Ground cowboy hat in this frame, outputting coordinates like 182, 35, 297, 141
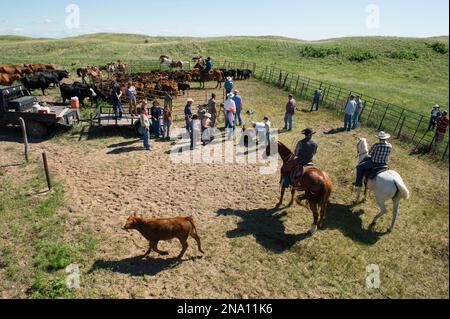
227, 93, 234, 99
226, 76, 233, 81
234, 90, 239, 93
187, 98, 194, 103
376, 131, 391, 140
301, 128, 316, 136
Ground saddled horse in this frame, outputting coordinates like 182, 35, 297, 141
193, 62, 223, 89
265, 140, 333, 235
159, 55, 184, 69
356, 138, 410, 231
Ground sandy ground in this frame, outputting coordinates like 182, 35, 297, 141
1, 80, 448, 299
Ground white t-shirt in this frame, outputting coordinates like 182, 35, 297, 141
224, 99, 236, 112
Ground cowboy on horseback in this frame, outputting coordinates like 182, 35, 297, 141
281, 128, 318, 188
354, 131, 392, 189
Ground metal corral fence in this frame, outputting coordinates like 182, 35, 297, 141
24, 55, 443, 160
123, 59, 449, 161
220, 59, 448, 161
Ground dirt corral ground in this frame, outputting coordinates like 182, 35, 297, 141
0, 79, 448, 299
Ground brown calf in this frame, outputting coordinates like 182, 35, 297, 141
0, 73, 21, 86
123, 213, 204, 259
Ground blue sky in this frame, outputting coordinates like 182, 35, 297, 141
0, 0, 448, 40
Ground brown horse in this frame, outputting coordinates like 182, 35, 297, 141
266, 140, 333, 234
193, 62, 223, 89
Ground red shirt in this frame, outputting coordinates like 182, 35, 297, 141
437, 115, 449, 134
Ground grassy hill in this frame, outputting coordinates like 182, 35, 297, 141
0, 33, 448, 114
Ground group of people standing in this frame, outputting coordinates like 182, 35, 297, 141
344, 95, 363, 131
139, 100, 173, 151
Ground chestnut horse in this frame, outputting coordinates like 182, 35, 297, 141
193, 62, 223, 89
266, 140, 333, 234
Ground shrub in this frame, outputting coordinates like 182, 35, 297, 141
389, 50, 419, 60
34, 241, 73, 271
428, 42, 449, 54
31, 274, 71, 299
298, 46, 341, 58
348, 50, 377, 62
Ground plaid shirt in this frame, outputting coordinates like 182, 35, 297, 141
370, 141, 392, 165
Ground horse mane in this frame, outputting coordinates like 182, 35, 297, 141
277, 140, 294, 157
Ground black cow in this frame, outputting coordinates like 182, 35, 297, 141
20, 74, 55, 96
60, 83, 107, 106
43, 69, 70, 83
178, 82, 191, 95
34, 71, 61, 88
242, 69, 253, 80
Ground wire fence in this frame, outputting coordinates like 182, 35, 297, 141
111, 58, 449, 161
217, 59, 448, 161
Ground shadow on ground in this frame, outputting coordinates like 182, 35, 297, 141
217, 208, 310, 254
88, 255, 203, 277
323, 202, 388, 245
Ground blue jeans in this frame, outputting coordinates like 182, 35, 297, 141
236, 109, 243, 126
284, 113, 293, 130
143, 128, 150, 150
355, 159, 375, 187
344, 114, 352, 131
152, 119, 161, 138
112, 100, 123, 118
225, 111, 235, 130
311, 98, 320, 111
352, 112, 359, 129
164, 121, 171, 139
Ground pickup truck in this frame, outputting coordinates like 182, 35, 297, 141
0, 84, 79, 138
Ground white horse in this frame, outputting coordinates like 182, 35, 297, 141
356, 138, 410, 231
159, 55, 184, 69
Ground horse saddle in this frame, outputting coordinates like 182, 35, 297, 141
284, 163, 315, 189
365, 165, 389, 181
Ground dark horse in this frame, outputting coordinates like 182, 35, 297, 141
193, 62, 223, 89
266, 140, 333, 234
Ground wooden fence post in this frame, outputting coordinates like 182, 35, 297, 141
42, 152, 52, 191
18, 118, 29, 163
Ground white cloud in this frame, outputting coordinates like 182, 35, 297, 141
43, 18, 53, 24
12, 27, 25, 33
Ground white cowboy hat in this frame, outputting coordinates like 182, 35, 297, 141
376, 131, 391, 140
435, 104, 440, 108
187, 98, 194, 103
226, 76, 233, 81
227, 93, 234, 99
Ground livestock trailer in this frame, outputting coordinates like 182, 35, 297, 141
0, 85, 79, 138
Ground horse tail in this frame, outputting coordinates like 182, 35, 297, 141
393, 174, 410, 200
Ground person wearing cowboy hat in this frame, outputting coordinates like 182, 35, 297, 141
225, 76, 234, 98
428, 104, 442, 131
184, 98, 194, 133
201, 112, 213, 145
354, 131, 393, 188
280, 128, 318, 185
224, 93, 236, 130
205, 57, 213, 73
295, 128, 318, 167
